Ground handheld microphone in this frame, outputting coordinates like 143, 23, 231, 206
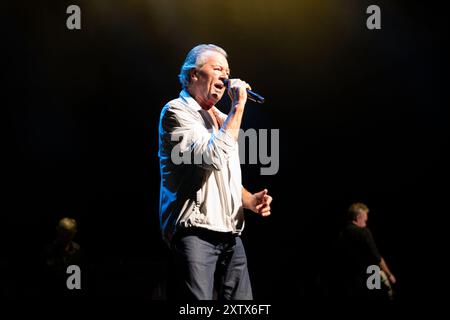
223, 79, 265, 104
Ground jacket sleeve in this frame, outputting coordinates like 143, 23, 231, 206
160, 103, 236, 171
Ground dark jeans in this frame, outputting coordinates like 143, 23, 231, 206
171, 227, 253, 300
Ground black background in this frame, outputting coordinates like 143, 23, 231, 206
3, 0, 448, 311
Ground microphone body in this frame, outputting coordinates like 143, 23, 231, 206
223, 79, 265, 104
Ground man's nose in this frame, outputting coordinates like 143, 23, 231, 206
219, 75, 228, 83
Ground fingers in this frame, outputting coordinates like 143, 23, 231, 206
255, 190, 268, 210
256, 190, 272, 217
258, 203, 271, 216
264, 194, 273, 206
228, 78, 251, 90
255, 195, 272, 210
389, 275, 396, 284
228, 79, 251, 104
256, 189, 267, 199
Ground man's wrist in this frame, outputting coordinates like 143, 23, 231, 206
232, 102, 245, 112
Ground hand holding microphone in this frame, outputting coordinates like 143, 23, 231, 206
223, 79, 265, 104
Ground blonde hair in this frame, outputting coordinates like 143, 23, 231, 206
348, 203, 369, 221
57, 217, 77, 235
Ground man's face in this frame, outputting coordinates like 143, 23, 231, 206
189, 51, 230, 109
359, 210, 368, 227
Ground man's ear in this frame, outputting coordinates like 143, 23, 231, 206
189, 69, 198, 81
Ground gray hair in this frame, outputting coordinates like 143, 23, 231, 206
178, 44, 227, 90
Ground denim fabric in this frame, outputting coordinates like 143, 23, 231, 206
172, 228, 252, 300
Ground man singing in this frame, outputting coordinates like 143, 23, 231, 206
158, 44, 272, 300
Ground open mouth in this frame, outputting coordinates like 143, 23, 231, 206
214, 82, 225, 90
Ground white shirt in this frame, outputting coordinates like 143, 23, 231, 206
158, 90, 244, 243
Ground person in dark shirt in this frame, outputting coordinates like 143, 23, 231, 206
337, 203, 396, 300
